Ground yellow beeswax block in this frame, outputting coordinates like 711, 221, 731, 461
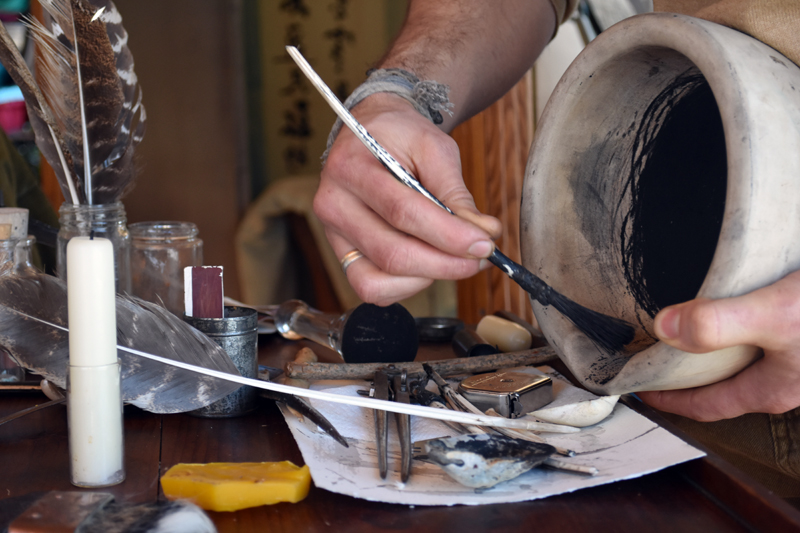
160, 461, 311, 512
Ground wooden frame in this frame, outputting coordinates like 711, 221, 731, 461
452, 70, 535, 326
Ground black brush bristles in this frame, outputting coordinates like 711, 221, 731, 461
489, 249, 634, 353
546, 290, 635, 353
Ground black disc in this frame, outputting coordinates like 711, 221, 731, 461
341, 303, 419, 364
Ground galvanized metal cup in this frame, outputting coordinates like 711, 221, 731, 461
185, 306, 258, 417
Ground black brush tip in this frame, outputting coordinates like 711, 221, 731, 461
548, 291, 635, 353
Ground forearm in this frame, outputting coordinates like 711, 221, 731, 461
377, 0, 557, 130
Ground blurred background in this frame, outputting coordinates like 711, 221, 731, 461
0, 0, 652, 322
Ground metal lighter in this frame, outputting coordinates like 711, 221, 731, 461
457, 371, 553, 419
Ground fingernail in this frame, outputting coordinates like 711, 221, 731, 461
468, 241, 493, 258
658, 308, 681, 339
478, 259, 491, 271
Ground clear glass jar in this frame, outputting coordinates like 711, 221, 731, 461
0, 238, 15, 278
0, 236, 35, 382
57, 203, 131, 294
129, 221, 203, 315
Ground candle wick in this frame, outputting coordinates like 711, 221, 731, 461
90, 230, 95, 240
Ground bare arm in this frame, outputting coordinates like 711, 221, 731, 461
316, 0, 557, 305
377, 0, 556, 129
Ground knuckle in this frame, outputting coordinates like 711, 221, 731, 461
351, 277, 401, 307
766, 290, 800, 339
683, 303, 721, 349
379, 245, 413, 276
349, 276, 382, 304
321, 146, 349, 180
423, 130, 461, 159
384, 195, 422, 234
312, 186, 337, 225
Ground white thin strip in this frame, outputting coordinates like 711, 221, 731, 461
285, 46, 453, 214
47, 124, 79, 205
12, 308, 578, 433
72, 14, 91, 204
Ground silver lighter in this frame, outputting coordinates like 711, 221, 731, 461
457, 371, 553, 419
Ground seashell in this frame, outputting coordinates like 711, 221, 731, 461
415, 434, 554, 489
531, 395, 619, 427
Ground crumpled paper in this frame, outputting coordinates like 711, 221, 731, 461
279, 367, 704, 506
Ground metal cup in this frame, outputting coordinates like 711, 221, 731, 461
185, 306, 258, 417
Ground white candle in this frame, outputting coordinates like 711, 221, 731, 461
67, 236, 125, 487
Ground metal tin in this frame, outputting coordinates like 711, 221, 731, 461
458, 371, 552, 418
185, 306, 258, 417
415, 317, 464, 343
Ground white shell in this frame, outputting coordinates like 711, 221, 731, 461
522, 13, 800, 394
531, 395, 619, 427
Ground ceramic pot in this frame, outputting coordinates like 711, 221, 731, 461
521, 13, 800, 394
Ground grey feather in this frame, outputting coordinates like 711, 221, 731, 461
0, 272, 241, 414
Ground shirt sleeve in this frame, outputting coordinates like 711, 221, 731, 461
654, 0, 800, 67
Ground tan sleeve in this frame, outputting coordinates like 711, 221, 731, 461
549, 0, 579, 25
654, 0, 800, 67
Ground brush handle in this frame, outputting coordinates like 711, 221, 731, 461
488, 249, 551, 305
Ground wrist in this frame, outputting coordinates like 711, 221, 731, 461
322, 68, 453, 165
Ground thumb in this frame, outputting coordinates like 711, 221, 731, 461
654, 271, 800, 353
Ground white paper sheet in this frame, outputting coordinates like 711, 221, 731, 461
280, 367, 704, 506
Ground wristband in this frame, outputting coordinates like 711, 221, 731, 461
322, 68, 453, 165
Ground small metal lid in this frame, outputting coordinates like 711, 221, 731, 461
183, 306, 258, 336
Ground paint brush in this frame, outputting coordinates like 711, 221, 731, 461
286, 46, 634, 353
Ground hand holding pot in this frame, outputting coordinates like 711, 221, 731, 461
316, 93, 500, 306
639, 270, 800, 421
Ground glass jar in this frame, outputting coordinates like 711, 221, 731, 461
129, 221, 203, 315
0, 236, 35, 383
57, 203, 131, 294
0, 238, 15, 278
0, 235, 37, 277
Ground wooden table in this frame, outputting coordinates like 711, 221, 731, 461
2, 337, 800, 532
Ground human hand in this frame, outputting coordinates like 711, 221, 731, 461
637, 270, 800, 421
315, 93, 502, 305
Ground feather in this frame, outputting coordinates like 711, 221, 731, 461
0, 19, 79, 204
0, 272, 241, 414
10, 0, 145, 204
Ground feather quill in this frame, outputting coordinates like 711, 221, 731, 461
2, 0, 145, 204
0, 272, 241, 414
0, 19, 78, 204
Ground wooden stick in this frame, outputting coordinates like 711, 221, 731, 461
543, 458, 598, 476
285, 346, 557, 381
